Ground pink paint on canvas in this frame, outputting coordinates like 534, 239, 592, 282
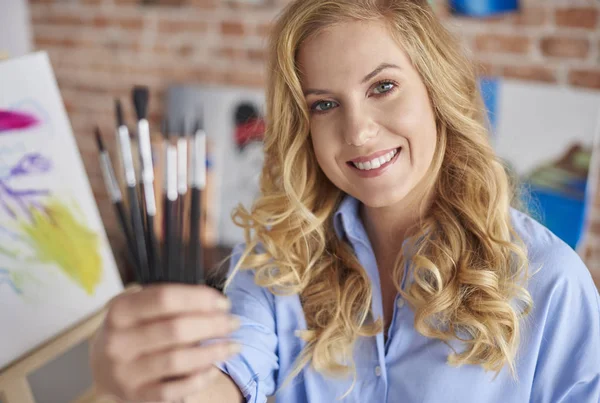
0, 110, 39, 133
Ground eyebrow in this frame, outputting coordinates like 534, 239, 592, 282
303, 63, 401, 97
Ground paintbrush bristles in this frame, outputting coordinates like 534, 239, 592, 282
133, 86, 149, 121
95, 126, 105, 152
115, 100, 125, 127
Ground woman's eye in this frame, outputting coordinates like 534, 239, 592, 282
373, 82, 395, 95
312, 100, 337, 112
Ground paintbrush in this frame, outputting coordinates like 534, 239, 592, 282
189, 120, 206, 284
133, 86, 161, 282
115, 99, 149, 284
177, 120, 189, 283
95, 126, 139, 272
163, 119, 179, 282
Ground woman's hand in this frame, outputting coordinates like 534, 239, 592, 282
90, 284, 241, 402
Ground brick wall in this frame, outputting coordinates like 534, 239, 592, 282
28, 0, 600, 284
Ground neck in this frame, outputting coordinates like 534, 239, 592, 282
359, 191, 434, 271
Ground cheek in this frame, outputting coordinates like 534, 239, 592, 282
310, 128, 343, 183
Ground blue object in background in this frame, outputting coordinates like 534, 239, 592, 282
450, 0, 518, 17
528, 186, 586, 249
479, 77, 500, 134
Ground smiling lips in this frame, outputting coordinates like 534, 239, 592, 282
347, 147, 401, 178
349, 147, 399, 170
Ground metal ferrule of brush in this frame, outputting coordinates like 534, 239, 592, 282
177, 137, 188, 196
167, 145, 178, 202
138, 119, 154, 183
190, 129, 206, 189
118, 125, 136, 187
99, 152, 123, 203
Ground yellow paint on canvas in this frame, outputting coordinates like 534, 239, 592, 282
19, 198, 102, 295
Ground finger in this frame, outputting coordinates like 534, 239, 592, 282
106, 314, 241, 360
127, 341, 241, 388
137, 367, 222, 402
107, 284, 231, 329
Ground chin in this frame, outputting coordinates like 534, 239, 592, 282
348, 187, 411, 209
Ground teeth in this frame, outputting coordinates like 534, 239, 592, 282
352, 149, 398, 171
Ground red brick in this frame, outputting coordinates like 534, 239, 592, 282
513, 7, 547, 26
118, 17, 144, 30
474, 34, 530, 54
221, 21, 245, 36
502, 65, 557, 83
178, 44, 195, 58
187, 0, 218, 8
555, 7, 598, 30
39, 13, 85, 26
257, 23, 273, 38
222, 70, 265, 87
247, 48, 266, 63
540, 36, 590, 59
93, 16, 109, 28
35, 36, 93, 49
473, 61, 496, 77
569, 68, 600, 90
157, 19, 208, 34
215, 46, 244, 60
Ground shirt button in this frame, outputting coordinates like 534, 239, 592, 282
375, 366, 382, 377
396, 298, 405, 309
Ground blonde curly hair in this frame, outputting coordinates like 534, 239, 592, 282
226, 0, 533, 390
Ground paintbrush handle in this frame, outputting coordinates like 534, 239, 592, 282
177, 197, 186, 283
189, 188, 203, 284
114, 201, 140, 272
146, 215, 161, 283
164, 197, 178, 282
128, 186, 149, 284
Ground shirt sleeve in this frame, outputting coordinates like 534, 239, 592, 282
215, 244, 279, 403
530, 246, 600, 403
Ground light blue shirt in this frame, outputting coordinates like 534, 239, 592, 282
218, 195, 600, 403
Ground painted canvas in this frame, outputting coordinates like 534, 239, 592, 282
0, 52, 124, 370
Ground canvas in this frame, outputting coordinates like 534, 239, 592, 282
0, 52, 123, 370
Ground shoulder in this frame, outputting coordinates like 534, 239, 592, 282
509, 208, 599, 310
223, 243, 276, 312
510, 208, 592, 285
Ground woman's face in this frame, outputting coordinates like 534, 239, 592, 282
298, 20, 438, 208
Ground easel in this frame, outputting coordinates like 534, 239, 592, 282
0, 308, 116, 403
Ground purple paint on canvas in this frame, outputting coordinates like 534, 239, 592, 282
0, 110, 39, 133
0, 153, 52, 220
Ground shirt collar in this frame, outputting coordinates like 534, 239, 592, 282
333, 194, 362, 242
332, 193, 413, 292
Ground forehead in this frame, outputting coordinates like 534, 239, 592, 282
297, 19, 411, 88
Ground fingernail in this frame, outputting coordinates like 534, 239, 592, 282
229, 343, 242, 354
215, 298, 231, 312
229, 316, 241, 331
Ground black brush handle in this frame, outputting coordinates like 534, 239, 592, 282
128, 186, 149, 284
146, 215, 161, 283
114, 201, 140, 272
189, 188, 203, 284
164, 197, 178, 282
177, 197, 186, 283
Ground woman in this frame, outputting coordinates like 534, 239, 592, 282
90, 0, 600, 402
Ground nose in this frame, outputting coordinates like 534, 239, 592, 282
343, 108, 378, 147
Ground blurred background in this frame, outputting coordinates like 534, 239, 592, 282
0, 0, 599, 402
